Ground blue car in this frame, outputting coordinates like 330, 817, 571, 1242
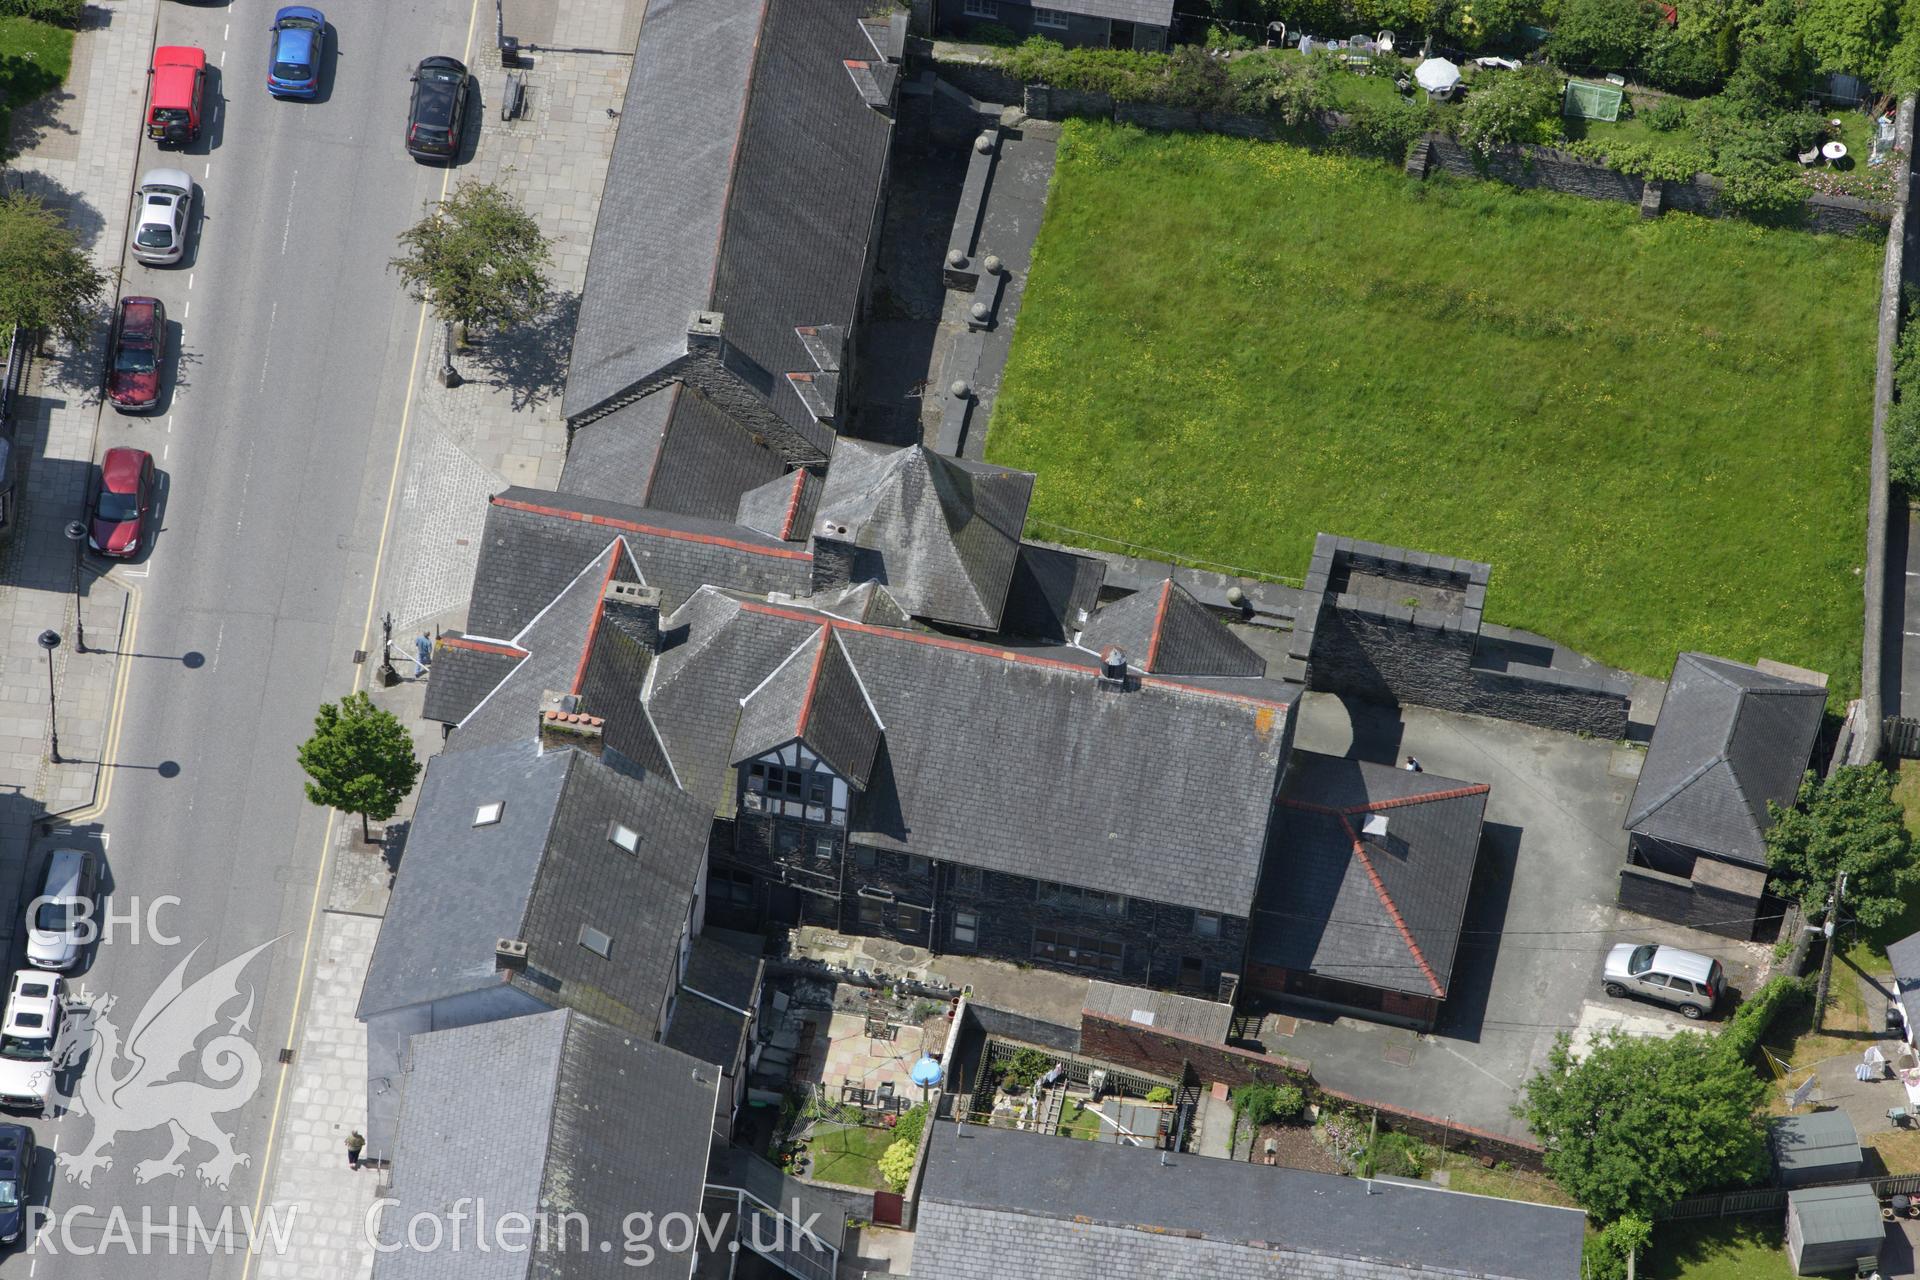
267, 6, 325, 98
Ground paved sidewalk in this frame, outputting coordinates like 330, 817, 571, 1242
0, 0, 161, 930
383, 0, 645, 635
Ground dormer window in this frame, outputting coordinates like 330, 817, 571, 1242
742, 742, 849, 826
473, 802, 504, 827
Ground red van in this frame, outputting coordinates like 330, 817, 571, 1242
147, 46, 207, 147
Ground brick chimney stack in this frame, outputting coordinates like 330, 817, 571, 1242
601, 581, 661, 653
538, 690, 605, 757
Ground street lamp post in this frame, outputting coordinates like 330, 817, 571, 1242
37, 629, 61, 764
63, 520, 87, 654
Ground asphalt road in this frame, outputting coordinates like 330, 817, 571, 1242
16, 0, 482, 1273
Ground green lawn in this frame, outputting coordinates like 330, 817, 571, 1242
0, 17, 74, 155
988, 122, 1877, 696
802, 1123, 895, 1190
1640, 1218, 1796, 1280
1058, 1099, 1104, 1140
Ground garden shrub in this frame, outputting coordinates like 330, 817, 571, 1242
997, 38, 1236, 110
1333, 96, 1435, 160
878, 1139, 916, 1192
1456, 66, 1565, 153
1720, 974, 1810, 1064
1232, 50, 1339, 124
1583, 1214, 1653, 1277
1004, 1047, 1054, 1090
963, 21, 1019, 46
1640, 28, 1727, 94
1447, 0, 1540, 48
0, 0, 84, 23
1364, 1130, 1430, 1177
1892, 312, 1920, 491
1544, 0, 1655, 70
1564, 136, 1709, 180
893, 1102, 929, 1151
1206, 22, 1257, 51
1231, 1081, 1306, 1125
1643, 98, 1689, 131
1144, 1085, 1173, 1104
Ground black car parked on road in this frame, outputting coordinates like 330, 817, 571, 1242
405, 55, 468, 161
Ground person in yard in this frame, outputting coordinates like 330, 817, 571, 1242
1404, 756, 1422, 772
413, 633, 433, 676
346, 1131, 365, 1169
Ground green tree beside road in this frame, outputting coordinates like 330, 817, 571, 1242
0, 190, 103, 344
1766, 764, 1916, 930
389, 180, 553, 337
296, 692, 421, 842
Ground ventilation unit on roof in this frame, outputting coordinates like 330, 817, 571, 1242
1362, 814, 1390, 840
1097, 647, 1131, 691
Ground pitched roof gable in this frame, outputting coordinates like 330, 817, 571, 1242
1079, 579, 1264, 676
735, 467, 820, 542
813, 441, 1034, 629
1626, 652, 1825, 864
1256, 753, 1490, 998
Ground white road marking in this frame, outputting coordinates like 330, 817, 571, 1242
187, 273, 194, 290
219, 49, 226, 68
183, 300, 190, 319
203, 161, 211, 179
256, 301, 278, 394
280, 171, 298, 255
224, 23, 230, 41
166, 415, 172, 433
163, 443, 169, 460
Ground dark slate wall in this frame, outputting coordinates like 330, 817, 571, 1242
1307, 601, 1631, 738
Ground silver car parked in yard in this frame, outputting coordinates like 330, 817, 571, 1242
1603, 943, 1724, 1019
131, 168, 193, 266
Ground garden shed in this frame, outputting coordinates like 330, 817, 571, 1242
1770, 1111, 1864, 1188
1785, 1183, 1884, 1275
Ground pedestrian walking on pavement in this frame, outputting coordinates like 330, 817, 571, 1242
413, 633, 433, 677
346, 1131, 365, 1169
1404, 756, 1422, 772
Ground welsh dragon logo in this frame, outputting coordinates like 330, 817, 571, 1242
55, 938, 279, 1190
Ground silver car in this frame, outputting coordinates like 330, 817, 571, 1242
1603, 943, 1723, 1019
26, 850, 94, 972
131, 168, 193, 266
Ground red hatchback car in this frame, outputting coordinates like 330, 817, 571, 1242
88, 448, 155, 558
106, 296, 167, 412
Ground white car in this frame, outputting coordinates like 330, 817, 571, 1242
131, 168, 193, 266
0, 972, 61, 1115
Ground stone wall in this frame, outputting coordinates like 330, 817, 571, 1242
1294, 535, 1633, 739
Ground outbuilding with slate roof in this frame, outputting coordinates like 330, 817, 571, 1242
1248, 751, 1490, 1030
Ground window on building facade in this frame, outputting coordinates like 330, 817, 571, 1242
742, 744, 849, 825
905, 854, 930, 878
708, 868, 755, 909
898, 903, 928, 936
1032, 6, 1070, 28
952, 866, 982, 894
963, 0, 999, 16
853, 847, 877, 871
1194, 911, 1221, 939
1033, 926, 1124, 974
857, 896, 887, 927
1038, 881, 1127, 917
952, 911, 979, 947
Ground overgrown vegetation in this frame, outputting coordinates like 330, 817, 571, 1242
0, 0, 84, 26
990, 122, 1876, 695
1765, 764, 1917, 929
1891, 298, 1920, 492
997, 1047, 1054, 1093
1231, 1081, 1306, 1125
0, 14, 73, 154
1720, 975, 1811, 1063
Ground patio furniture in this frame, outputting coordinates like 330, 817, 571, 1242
878, 1081, 896, 1104
1415, 58, 1461, 102
1887, 1106, 1910, 1128
1799, 146, 1822, 166
1823, 141, 1848, 163
1377, 30, 1396, 53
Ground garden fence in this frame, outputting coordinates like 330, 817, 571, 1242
0, 327, 25, 430
1658, 1174, 1920, 1221
1884, 715, 1920, 758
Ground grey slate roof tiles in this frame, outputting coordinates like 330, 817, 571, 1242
1253, 752, 1489, 998
374, 1009, 718, 1280
1080, 579, 1265, 676
914, 1121, 1584, 1280
735, 468, 820, 542
998, 541, 1106, 642
1625, 652, 1825, 865
813, 441, 1034, 630
558, 391, 674, 508
422, 636, 527, 726
639, 383, 789, 521
563, 0, 764, 422
654, 591, 1292, 916
358, 738, 711, 1041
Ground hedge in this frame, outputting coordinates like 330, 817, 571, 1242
1720, 974, 1811, 1064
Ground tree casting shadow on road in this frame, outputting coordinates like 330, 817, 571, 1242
464, 290, 579, 412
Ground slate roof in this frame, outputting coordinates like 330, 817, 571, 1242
914, 1121, 1585, 1280
563, 0, 763, 421
1252, 752, 1490, 999
373, 1010, 718, 1280
731, 627, 884, 787
1020, 0, 1178, 26
999, 542, 1106, 642
1079, 579, 1264, 676
1626, 652, 1825, 866
422, 636, 527, 726
812, 441, 1034, 630
357, 737, 711, 1040
651, 590, 1295, 916
466, 488, 814, 639
663, 935, 764, 1068
563, 0, 895, 501
638, 384, 789, 521
559, 393, 674, 507
735, 468, 820, 543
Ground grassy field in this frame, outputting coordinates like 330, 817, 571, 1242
988, 122, 1878, 695
0, 17, 74, 155
1641, 1218, 1796, 1280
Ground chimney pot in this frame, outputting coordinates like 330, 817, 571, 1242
496, 938, 529, 972
539, 690, 605, 756
1098, 647, 1131, 690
